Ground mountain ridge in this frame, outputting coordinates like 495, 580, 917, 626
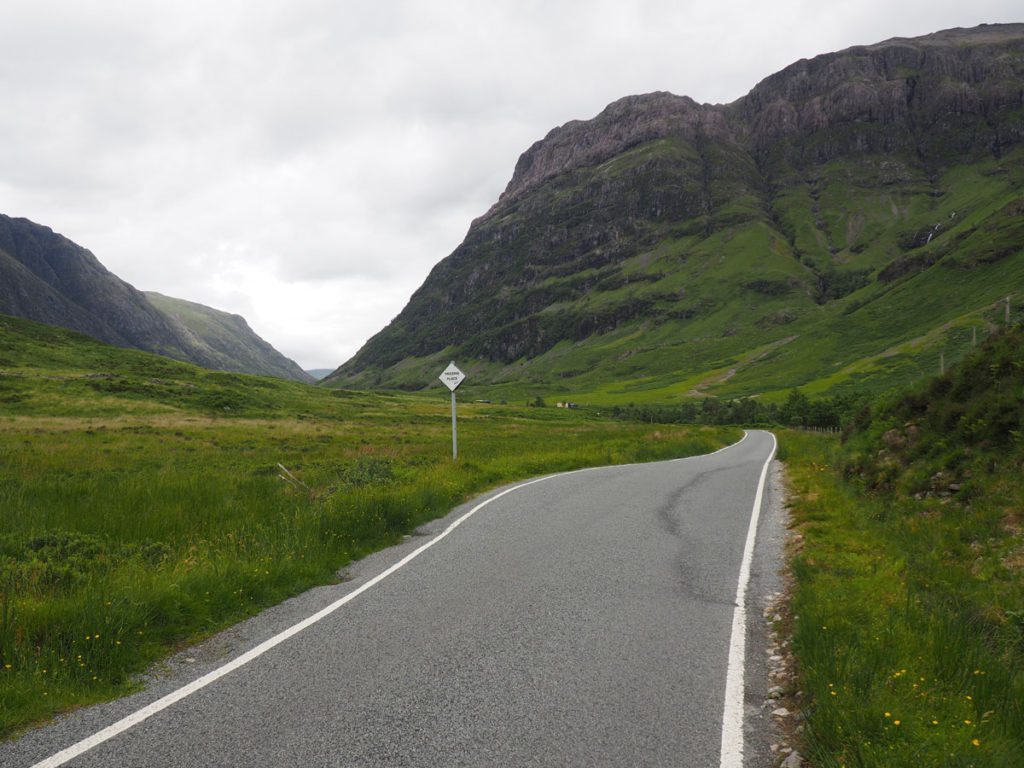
326, 23, 1024, 399
0, 214, 314, 383
487, 23, 1024, 213
142, 292, 315, 383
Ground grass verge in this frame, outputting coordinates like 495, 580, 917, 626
781, 430, 1024, 767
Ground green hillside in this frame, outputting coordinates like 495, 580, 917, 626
327, 26, 1024, 405
0, 313, 321, 418
143, 292, 315, 383
331, 147, 1023, 405
782, 323, 1024, 765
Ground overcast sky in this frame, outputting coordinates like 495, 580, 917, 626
1, 1, 1019, 371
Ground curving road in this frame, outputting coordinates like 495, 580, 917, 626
5, 430, 784, 767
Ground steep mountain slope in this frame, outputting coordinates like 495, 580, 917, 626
0, 215, 188, 356
143, 293, 314, 383
0, 214, 313, 383
326, 24, 1024, 401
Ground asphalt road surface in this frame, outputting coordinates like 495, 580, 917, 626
4, 429, 786, 767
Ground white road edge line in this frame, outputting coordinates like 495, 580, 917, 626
30, 475, 558, 768
719, 430, 778, 768
30, 431, 754, 768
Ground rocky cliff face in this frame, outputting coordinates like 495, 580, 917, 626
738, 25, 1024, 166
499, 25, 1024, 202
491, 92, 735, 209
325, 24, 1024, 391
0, 214, 313, 383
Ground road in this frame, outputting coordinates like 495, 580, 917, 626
4, 430, 785, 767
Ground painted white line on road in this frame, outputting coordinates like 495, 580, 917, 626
29, 475, 557, 768
702, 429, 748, 457
719, 430, 777, 768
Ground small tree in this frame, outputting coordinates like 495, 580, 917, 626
780, 387, 811, 426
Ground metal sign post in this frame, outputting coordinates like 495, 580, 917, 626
438, 362, 466, 461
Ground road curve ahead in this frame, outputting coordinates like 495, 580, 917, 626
7, 430, 781, 768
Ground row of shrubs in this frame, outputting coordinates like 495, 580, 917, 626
606, 388, 868, 430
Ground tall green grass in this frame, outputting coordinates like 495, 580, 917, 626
782, 364, 1024, 767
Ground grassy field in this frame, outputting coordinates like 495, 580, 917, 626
779, 325, 1024, 766
0, 315, 739, 738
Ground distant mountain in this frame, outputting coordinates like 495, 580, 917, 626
326, 24, 1024, 401
143, 293, 315, 383
304, 369, 334, 381
0, 214, 314, 383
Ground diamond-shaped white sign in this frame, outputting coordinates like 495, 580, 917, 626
439, 362, 466, 391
